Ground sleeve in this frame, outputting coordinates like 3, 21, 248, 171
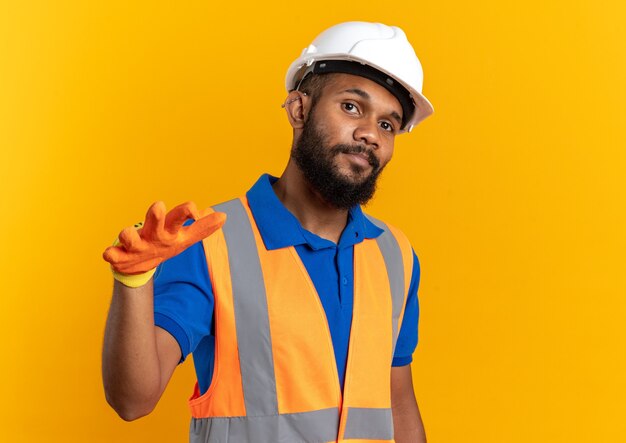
391, 250, 420, 366
153, 230, 214, 364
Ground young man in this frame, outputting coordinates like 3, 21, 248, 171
102, 21, 434, 443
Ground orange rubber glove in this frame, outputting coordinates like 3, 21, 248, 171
103, 201, 226, 284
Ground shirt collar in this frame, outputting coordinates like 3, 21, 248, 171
246, 174, 384, 251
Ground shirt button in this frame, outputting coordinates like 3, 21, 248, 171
342, 277, 348, 285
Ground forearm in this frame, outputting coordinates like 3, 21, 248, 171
392, 395, 427, 443
391, 365, 427, 443
102, 279, 162, 420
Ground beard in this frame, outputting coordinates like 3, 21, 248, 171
291, 112, 385, 210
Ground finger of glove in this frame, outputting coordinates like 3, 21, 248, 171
104, 242, 162, 272
164, 201, 200, 235
141, 201, 167, 241
103, 245, 127, 265
103, 243, 148, 267
118, 226, 147, 252
181, 212, 227, 245
103, 245, 154, 268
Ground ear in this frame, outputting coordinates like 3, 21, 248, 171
283, 91, 310, 129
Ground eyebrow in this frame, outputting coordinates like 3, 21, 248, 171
342, 88, 403, 125
344, 88, 370, 99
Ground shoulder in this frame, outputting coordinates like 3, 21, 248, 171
196, 197, 247, 266
199, 196, 244, 217
362, 212, 419, 283
363, 212, 413, 251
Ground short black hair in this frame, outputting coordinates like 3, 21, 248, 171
295, 73, 333, 106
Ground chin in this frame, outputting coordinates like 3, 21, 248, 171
341, 168, 373, 183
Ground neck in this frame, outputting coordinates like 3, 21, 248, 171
273, 159, 350, 244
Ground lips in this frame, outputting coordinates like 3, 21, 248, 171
343, 152, 372, 168
330, 144, 380, 172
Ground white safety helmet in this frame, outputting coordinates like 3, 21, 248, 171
285, 21, 434, 133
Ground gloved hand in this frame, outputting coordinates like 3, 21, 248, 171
103, 201, 226, 286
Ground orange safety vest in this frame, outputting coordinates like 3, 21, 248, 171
188, 197, 414, 443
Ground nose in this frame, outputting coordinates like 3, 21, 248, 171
353, 118, 379, 150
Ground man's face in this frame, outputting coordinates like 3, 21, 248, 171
292, 73, 402, 209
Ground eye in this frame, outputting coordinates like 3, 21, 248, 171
342, 102, 360, 114
379, 121, 396, 133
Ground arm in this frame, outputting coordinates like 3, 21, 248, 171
102, 279, 181, 421
391, 365, 427, 443
101, 201, 225, 420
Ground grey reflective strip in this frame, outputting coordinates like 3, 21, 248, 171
190, 407, 340, 443
343, 407, 394, 440
213, 199, 278, 417
365, 215, 406, 356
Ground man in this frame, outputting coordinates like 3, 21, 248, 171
102, 21, 434, 443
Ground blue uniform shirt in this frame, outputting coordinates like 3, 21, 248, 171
153, 174, 420, 394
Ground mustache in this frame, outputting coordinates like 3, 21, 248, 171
331, 144, 380, 170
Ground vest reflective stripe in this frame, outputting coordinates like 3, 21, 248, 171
190, 407, 340, 443
343, 407, 394, 441
190, 206, 246, 417
212, 199, 278, 417
190, 197, 413, 443
253, 221, 342, 413
365, 215, 406, 358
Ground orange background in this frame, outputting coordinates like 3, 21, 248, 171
1, 1, 625, 442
